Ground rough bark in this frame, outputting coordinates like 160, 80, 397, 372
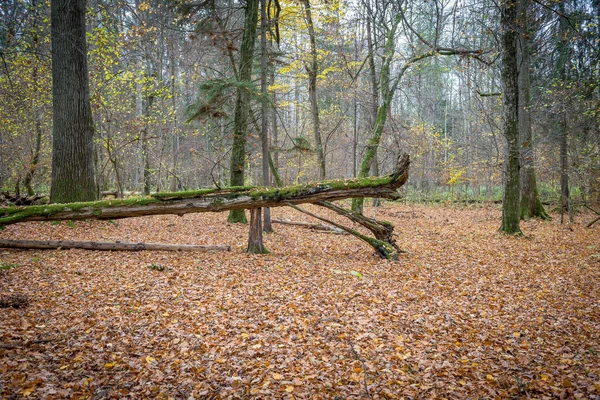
0, 239, 230, 252
50, 0, 97, 203
228, 0, 259, 224
301, 0, 326, 180
499, 0, 522, 235
247, 208, 269, 253
0, 154, 409, 227
517, 0, 549, 220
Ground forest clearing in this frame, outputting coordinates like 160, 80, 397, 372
1, 203, 599, 399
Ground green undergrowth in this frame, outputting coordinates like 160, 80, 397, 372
0, 262, 19, 270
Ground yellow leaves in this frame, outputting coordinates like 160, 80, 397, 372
272, 373, 284, 380
145, 356, 155, 364
21, 388, 35, 397
138, 2, 150, 12
104, 361, 117, 368
540, 373, 550, 381
285, 385, 294, 393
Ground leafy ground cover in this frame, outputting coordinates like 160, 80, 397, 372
0, 203, 599, 399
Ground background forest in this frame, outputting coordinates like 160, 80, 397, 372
0, 0, 599, 205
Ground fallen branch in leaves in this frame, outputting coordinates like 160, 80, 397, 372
317, 201, 403, 253
584, 205, 600, 228
271, 218, 347, 234
0, 239, 230, 252
286, 203, 398, 259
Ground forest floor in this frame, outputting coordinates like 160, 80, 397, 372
0, 202, 599, 399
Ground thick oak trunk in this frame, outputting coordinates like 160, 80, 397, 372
0, 154, 409, 227
50, 0, 97, 203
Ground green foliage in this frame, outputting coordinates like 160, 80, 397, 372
0, 262, 19, 270
148, 263, 168, 272
186, 79, 267, 122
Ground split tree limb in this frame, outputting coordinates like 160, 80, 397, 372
0, 154, 409, 227
584, 205, 600, 228
0, 239, 230, 252
317, 201, 403, 253
286, 203, 397, 259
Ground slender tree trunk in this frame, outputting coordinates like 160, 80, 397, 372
301, 0, 326, 180
228, 0, 259, 223
260, 0, 272, 232
518, 0, 549, 220
499, 0, 522, 234
24, 111, 43, 196
367, 16, 381, 207
352, 15, 401, 212
50, 0, 97, 203
23, 8, 43, 197
557, 2, 572, 223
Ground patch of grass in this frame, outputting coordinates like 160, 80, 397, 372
148, 263, 167, 272
67, 220, 76, 228
0, 262, 19, 270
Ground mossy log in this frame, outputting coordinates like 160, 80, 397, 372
0, 154, 409, 228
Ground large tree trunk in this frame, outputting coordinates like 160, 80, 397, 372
517, 0, 549, 220
0, 154, 409, 227
50, 0, 97, 203
499, 0, 522, 235
228, 0, 259, 224
302, 0, 326, 180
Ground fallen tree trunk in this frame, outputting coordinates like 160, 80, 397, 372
0, 239, 230, 252
0, 154, 409, 227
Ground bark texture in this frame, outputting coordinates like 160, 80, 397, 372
499, 0, 522, 235
247, 208, 269, 253
517, 0, 549, 220
50, 0, 97, 203
228, 0, 259, 224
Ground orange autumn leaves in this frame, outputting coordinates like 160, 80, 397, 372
0, 203, 599, 398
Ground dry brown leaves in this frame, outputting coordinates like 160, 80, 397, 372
0, 203, 599, 399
